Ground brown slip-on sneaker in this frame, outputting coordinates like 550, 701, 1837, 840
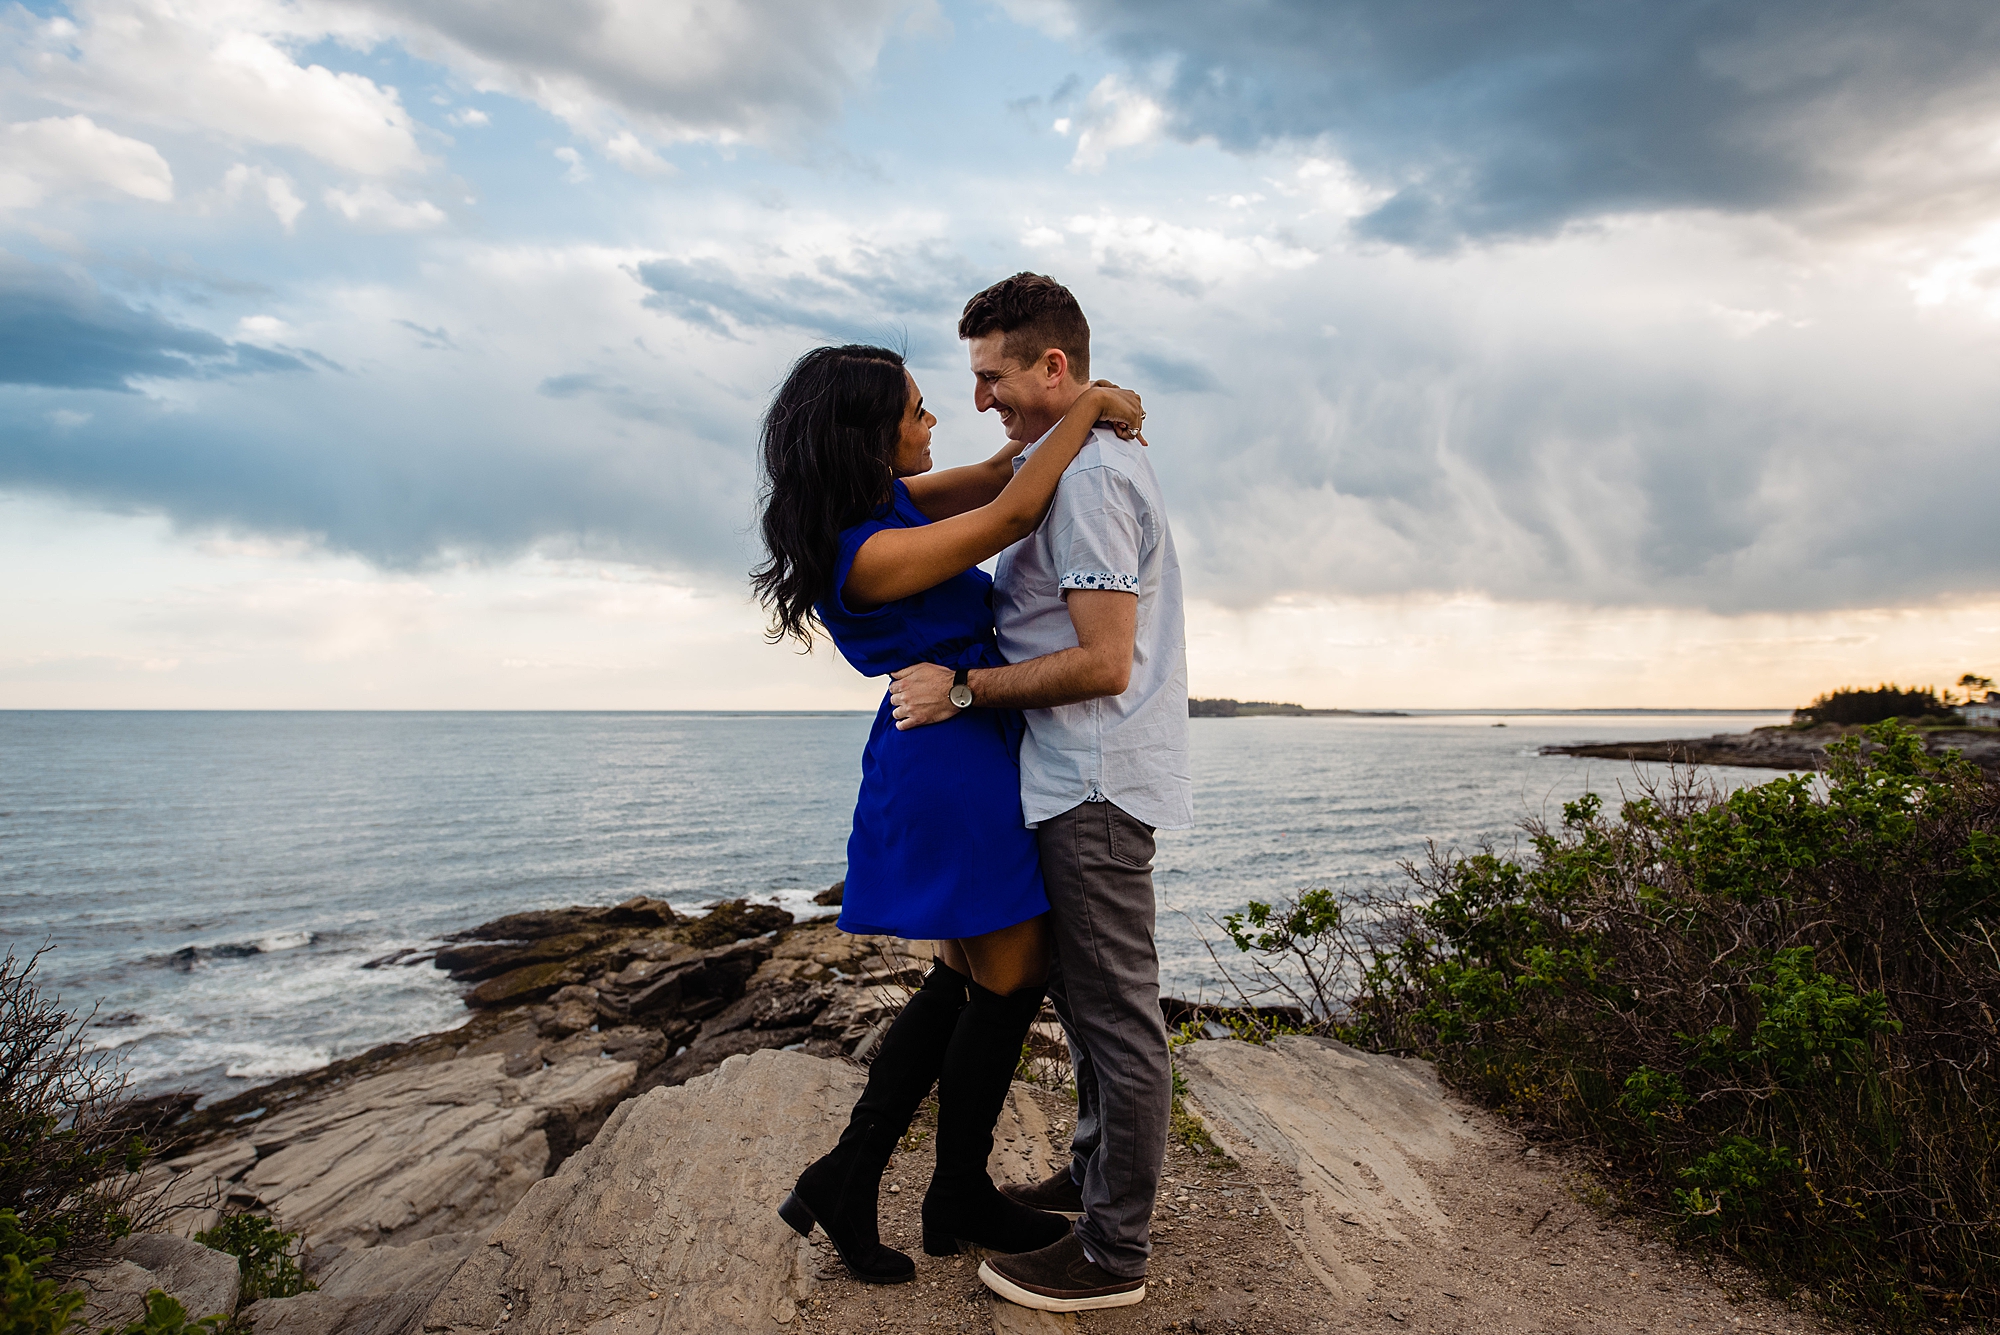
978, 1231, 1146, 1312
998, 1167, 1084, 1214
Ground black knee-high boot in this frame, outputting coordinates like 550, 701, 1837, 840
780, 962, 969, 1283
921, 980, 1074, 1256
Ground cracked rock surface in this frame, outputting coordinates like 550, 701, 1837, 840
158, 1051, 636, 1251
420, 1047, 863, 1335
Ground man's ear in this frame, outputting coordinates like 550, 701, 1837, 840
1041, 348, 1069, 386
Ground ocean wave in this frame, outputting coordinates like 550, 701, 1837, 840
159, 931, 318, 970
84, 1012, 186, 1053
753, 887, 840, 922
224, 1044, 333, 1081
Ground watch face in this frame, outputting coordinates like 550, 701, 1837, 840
949, 683, 974, 709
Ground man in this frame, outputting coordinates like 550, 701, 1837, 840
887, 272, 1192, 1313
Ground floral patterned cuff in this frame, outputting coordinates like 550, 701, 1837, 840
1060, 571, 1139, 594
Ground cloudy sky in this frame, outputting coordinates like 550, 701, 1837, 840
4, 0, 1998, 709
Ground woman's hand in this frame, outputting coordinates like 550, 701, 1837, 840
1089, 380, 1147, 444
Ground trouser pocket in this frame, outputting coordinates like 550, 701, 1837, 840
1103, 803, 1156, 870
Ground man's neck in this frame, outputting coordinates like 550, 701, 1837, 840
1017, 381, 1091, 447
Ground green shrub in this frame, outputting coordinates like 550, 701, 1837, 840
0, 1209, 85, 1335
1227, 722, 1999, 1329
0, 948, 164, 1259
193, 1215, 312, 1304
103, 1290, 230, 1335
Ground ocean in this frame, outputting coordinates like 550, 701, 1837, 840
0, 709, 1789, 1098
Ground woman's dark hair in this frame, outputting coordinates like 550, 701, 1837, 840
752, 343, 909, 647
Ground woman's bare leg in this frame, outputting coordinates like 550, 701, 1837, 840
937, 914, 1050, 996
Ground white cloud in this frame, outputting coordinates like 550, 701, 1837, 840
1908, 219, 2000, 321
322, 183, 446, 229
554, 147, 590, 184
22, 0, 427, 176
993, 0, 1078, 39
1278, 156, 1393, 222
0, 115, 172, 208
222, 163, 304, 230
1061, 212, 1317, 289
446, 107, 490, 127
602, 131, 672, 176
1068, 74, 1165, 172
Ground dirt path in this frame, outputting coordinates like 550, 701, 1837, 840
799, 1038, 1844, 1335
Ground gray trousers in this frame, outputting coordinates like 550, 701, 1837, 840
1037, 800, 1170, 1279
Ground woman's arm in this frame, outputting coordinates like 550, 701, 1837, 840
900, 438, 1022, 522
842, 384, 1143, 609
903, 379, 1141, 521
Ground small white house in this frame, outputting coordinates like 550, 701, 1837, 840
1964, 691, 2000, 726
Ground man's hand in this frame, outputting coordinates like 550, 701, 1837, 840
888, 662, 956, 730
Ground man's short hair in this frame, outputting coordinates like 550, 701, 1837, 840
958, 272, 1090, 380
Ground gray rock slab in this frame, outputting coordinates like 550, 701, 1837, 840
74, 1234, 241, 1331
1174, 1035, 1488, 1299
420, 1047, 867, 1335
245, 1232, 482, 1335
988, 1085, 1057, 1189
154, 1052, 636, 1251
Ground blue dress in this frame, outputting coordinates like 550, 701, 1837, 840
815, 481, 1049, 941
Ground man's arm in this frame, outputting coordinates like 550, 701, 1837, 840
888, 590, 1135, 729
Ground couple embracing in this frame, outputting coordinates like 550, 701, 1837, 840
752, 273, 1190, 1314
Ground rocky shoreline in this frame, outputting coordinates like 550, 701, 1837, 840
82, 894, 1850, 1335
1542, 722, 2000, 774
168, 888, 926, 1151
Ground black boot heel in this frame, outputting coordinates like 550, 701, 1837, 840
778, 1190, 815, 1238
788, 1156, 918, 1284
921, 1226, 959, 1257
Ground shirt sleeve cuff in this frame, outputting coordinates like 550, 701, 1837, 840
1060, 571, 1139, 594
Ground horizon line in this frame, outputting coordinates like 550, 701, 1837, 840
0, 706, 1797, 715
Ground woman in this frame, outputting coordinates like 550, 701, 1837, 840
752, 344, 1143, 1284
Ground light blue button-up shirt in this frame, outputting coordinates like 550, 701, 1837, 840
994, 424, 1193, 830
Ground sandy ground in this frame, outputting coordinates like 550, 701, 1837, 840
793, 1086, 1844, 1335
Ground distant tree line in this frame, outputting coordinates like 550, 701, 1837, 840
1795, 674, 1994, 726
1189, 697, 1306, 718
1795, 684, 1952, 726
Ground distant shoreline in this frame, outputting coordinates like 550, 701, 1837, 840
1543, 722, 2000, 774
1189, 698, 1410, 718
1, 705, 1794, 717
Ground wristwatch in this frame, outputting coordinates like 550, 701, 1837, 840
949, 667, 974, 709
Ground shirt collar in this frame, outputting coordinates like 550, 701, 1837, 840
1010, 421, 1061, 472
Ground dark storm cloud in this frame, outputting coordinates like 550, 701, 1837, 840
1123, 350, 1220, 394
0, 257, 741, 570
1064, 0, 2000, 244
633, 242, 992, 363
0, 369, 747, 571
347, 0, 909, 143
0, 258, 309, 390
1148, 262, 2000, 615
